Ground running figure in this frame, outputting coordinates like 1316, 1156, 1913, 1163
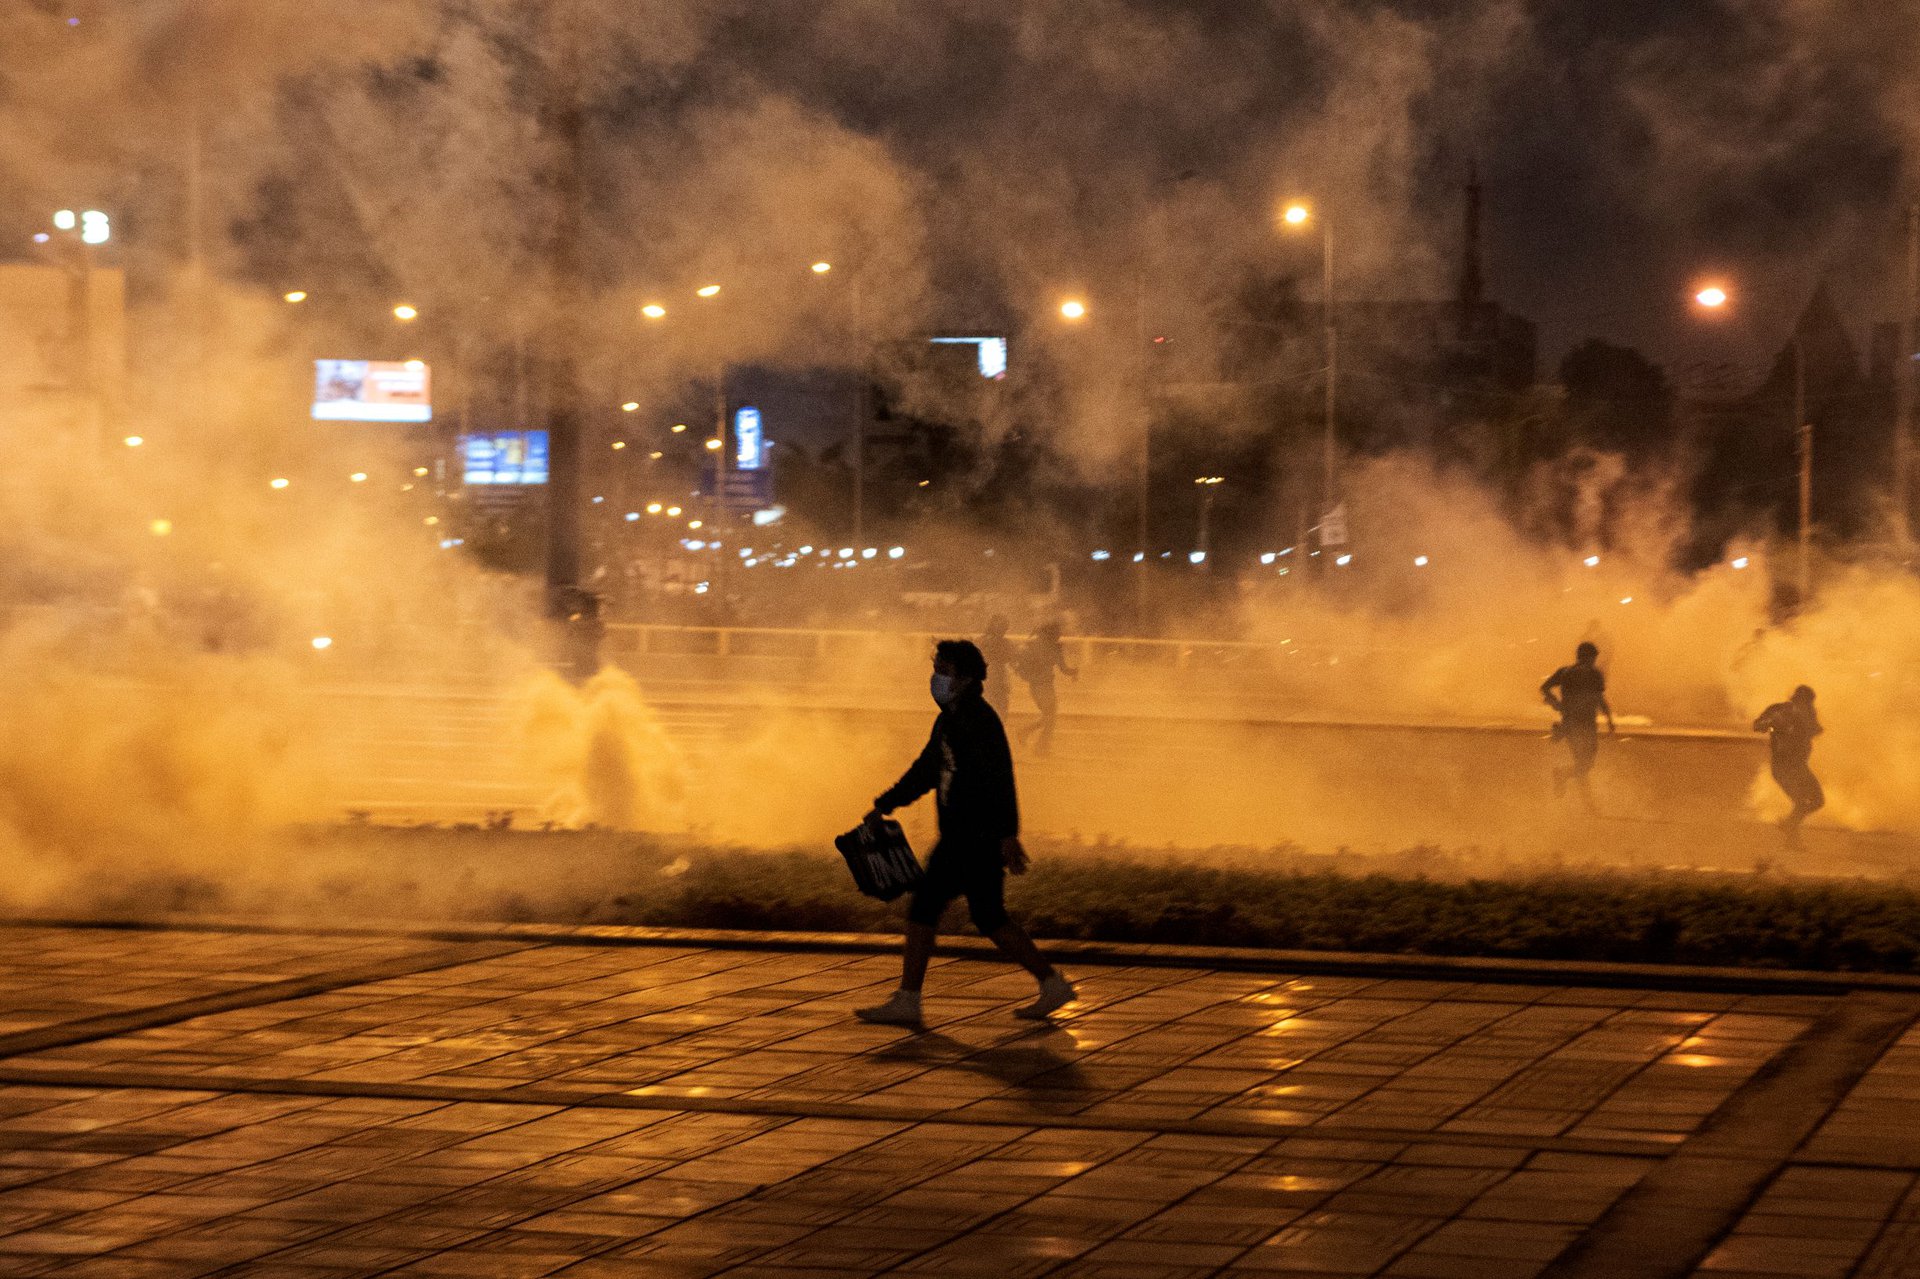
1017, 620, 1078, 756
1754, 685, 1824, 840
978, 615, 1014, 720
856, 639, 1075, 1027
1541, 641, 1615, 809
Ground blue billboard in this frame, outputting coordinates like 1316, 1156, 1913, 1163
462, 431, 549, 485
734, 405, 764, 471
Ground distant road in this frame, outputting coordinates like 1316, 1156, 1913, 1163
310, 679, 1914, 877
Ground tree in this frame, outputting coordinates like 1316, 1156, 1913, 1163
1558, 338, 1674, 458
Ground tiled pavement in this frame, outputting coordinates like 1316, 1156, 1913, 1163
0, 924, 1910, 1277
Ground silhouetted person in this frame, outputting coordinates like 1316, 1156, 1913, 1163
1541, 641, 1615, 810
978, 615, 1014, 718
1017, 620, 1078, 756
1755, 685, 1824, 840
857, 639, 1074, 1027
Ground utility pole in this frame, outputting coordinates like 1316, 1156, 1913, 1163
712, 363, 730, 601
850, 272, 867, 547
1134, 265, 1152, 626
1794, 337, 1812, 603
543, 2, 587, 624
1321, 218, 1338, 543
1896, 204, 1918, 557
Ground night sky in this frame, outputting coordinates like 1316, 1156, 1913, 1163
5, 0, 1918, 380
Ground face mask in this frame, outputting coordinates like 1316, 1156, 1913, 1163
930, 674, 959, 706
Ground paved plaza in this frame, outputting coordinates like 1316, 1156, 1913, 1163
0, 923, 1912, 1277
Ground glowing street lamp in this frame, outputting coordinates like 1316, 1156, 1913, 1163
1694, 285, 1729, 310
283, 290, 308, 304
810, 261, 833, 274
641, 303, 667, 319
52, 210, 76, 231
621, 401, 640, 412
1059, 298, 1088, 321
1283, 196, 1339, 560
695, 284, 721, 298
392, 304, 419, 321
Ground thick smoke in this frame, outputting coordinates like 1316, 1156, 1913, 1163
0, 0, 1916, 920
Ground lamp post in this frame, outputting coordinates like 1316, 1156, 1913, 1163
1194, 476, 1224, 564
1058, 294, 1152, 609
39, 210, 109, 458
1896, 205, 1918, 558
1282, 201, 1338, 560
808, 260, 872, 544
1694, 282, 1812, 601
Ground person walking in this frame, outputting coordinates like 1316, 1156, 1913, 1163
978, 615, 1014, 719
1754, 685, 1824, 841
856, 639, 1075, 1027
1017, 620, 1078, 756
1541, 641, 1615, 811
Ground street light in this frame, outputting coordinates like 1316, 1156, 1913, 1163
1281, 197, 1339, 563
695, 284, 721, 298
283, 290, 308, 304
810, 261, 833, 274
393, 304, 419, 321
641, 303, 667, 319
1059, 298, 1088, 321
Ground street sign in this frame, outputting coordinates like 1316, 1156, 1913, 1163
1319, 503, 1349, 547
718, 469, 772, 510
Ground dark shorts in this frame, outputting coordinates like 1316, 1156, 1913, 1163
906, 839, 1009, 933
1561, 722, 1598, 775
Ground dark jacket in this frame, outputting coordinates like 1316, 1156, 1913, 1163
874, 690, 1019, 842
1754, 701, 1821, 767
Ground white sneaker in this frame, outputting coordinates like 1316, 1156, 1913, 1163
855, 989, 923, 1027
1015, 973, 1076, 1020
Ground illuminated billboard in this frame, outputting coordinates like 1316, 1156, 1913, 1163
313, 359, 432, 422
462, 430, 549, 485
734, 405, 764, 471
929, 336, 1008, 379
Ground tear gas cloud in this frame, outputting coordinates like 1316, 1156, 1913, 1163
1, 0, 1917, 918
